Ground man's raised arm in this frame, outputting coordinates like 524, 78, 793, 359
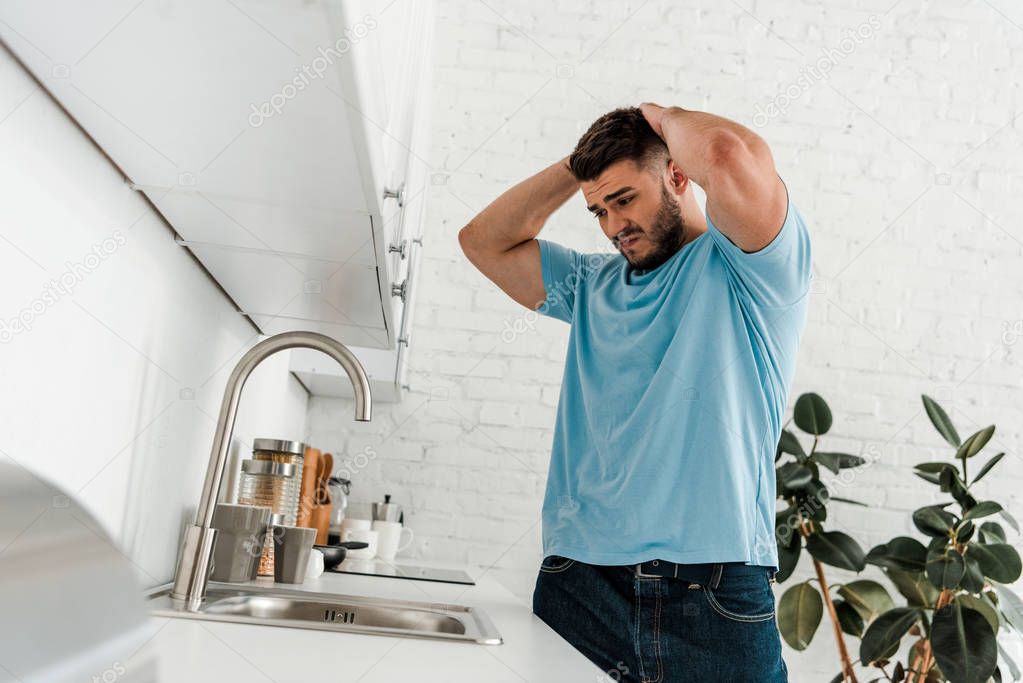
640, 103, 788, 255
458, 156, 579, 310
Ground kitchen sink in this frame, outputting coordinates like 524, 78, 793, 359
146, 584, 503, 644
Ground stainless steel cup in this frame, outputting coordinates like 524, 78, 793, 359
211, 503, 272, 583
271, 525, 317, 584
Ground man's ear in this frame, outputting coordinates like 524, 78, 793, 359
666, 159, 689, 195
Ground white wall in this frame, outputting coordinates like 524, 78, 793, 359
0, 44, 309, 587
309, 1, 1023, 679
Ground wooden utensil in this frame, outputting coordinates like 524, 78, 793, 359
297, 446, 320, 527
310, 454, 333, 544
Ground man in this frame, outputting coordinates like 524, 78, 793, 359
458, 103, 811, 682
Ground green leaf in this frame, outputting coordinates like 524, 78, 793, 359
979, 521, 1007, 545
964, 501, 1003, 522
956, 594, 999, 634
886, 569, 940, 608
777, 428, 806, 460
777, 462, 814, 493
922, 394, 960, 447
915, 461, 957, 474
794, 392, 832, 435
866, 536, 928, 572
928, 534, 950, 553
806, 530, 867, 572
803, 479, 830, 511
960, 555, 986, 593
971, 452, 1005, 485
773, 429, 806, 456
812, 451, 866, 474
776, 522, 802, 583
940, 467, 971, 504
957, 520, 976, 544
829, 496, 868, 507
838, 580, 895, 623
859, 607, 921, 665
926, 547, 965, 589
999, 509, 1020, 534
833, 599, 865, 638
993, 583, 1023, 635
914, 470, 942, 485
913, 505, 957, 538
777, 582, 823, 650
968, 543, 1023, 584
955, 425, 996, 460
931, 603, 998, 683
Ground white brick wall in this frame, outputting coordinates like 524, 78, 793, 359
307, 1, 1023, 679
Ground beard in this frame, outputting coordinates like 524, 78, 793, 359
619, 185, 687, 272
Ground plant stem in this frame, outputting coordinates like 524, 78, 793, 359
912, 589, 953, 683
812, 555, 859, 683
908, 652, 924, 682
795, 510, 858, 683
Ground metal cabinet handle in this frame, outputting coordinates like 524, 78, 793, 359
391, 279, 407, 303
383, 183, 405, 207
389, 240, 408, 259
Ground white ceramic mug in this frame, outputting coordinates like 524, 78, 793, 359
340, 517, 372, 536
342, 528, 378, 559
372, 520, 413, 561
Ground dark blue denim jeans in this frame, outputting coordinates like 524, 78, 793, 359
532, 556, 789, 682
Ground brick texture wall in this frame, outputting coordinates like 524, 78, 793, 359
307, 1, 1023, 678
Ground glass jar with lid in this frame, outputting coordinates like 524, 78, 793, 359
251, 438, 305, 526
236, 459, 296, 577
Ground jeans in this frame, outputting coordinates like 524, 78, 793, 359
532, 556, 789, 682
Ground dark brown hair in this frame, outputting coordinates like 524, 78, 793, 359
568, 107, 669, 182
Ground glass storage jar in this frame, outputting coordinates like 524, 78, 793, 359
236, 459, 295, 577
251, 438, 305, 526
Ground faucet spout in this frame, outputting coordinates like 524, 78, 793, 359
171, 331, 371, 609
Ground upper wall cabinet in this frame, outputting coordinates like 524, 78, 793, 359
0, 0, 435, 400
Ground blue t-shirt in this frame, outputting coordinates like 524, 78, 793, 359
536, 179, 812, 571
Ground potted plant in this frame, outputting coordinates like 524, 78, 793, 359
854, 395, 1022, 683
775, 391, 876, 683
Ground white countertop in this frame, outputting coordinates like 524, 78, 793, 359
130, 562, 604, 683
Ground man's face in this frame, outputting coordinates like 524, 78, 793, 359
581, 158, 686, 271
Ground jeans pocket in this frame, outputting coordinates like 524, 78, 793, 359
704, 569, 776, 623
539, 554, 576, 573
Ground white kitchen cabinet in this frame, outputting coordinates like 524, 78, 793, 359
0, 0, 435, 400
138, 189, 379, 265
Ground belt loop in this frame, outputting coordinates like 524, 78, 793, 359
711, 563, 723, 589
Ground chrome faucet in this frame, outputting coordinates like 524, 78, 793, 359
171, 331, 372, 610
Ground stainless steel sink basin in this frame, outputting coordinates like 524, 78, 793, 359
146, 583, 502, 645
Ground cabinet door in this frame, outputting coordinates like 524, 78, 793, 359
148, 189, 377, 265
184, 242, 392, 349
252, 316, 390, 352
335, 0, 430, 228
0, 0, 375, 213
